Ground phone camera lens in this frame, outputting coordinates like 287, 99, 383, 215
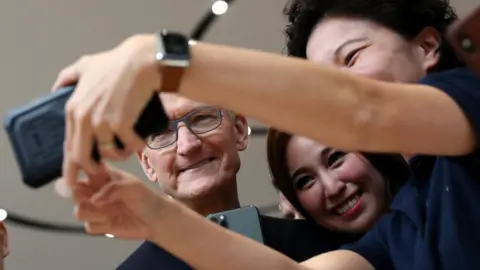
209, 215, 227, 227
459, 35, 476, 54
218, 215, 227, 227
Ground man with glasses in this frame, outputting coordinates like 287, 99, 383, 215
138, 93, 248, 216
119, 93, 249, 269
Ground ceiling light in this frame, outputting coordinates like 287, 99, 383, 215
0, 209, 7, 222
212, 1, 228, 15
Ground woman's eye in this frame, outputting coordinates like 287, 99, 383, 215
344, 48, 363, 67
294, 176, 315, 190
327, 151, 347, 168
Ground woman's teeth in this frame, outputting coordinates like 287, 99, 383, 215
336, 193, 361, 215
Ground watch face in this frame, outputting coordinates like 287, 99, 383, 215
163, 33, 189, 55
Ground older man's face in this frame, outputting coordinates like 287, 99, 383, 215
138, 93, 249, 201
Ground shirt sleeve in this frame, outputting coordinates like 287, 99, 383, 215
419, 68, 480, 149
340, 213, 393, 269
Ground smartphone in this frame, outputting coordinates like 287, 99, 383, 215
447, 6, 480, 75
206, 206, 264, 243
3, 85, 169, 189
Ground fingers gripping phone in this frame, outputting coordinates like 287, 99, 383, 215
3, 85, 169, 188
447, 6, 480, 75
207, 206, 264, 244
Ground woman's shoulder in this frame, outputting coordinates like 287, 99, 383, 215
420, 68, 480, 157
419, 67, 479, 91
421, 67, 477, 79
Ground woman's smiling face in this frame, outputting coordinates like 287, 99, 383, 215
286, 136, 388, 232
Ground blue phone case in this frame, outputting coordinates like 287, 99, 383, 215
3, 86, 169, 188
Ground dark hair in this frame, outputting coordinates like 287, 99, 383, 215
284, 0, 464, 72
266, 128, 410, 221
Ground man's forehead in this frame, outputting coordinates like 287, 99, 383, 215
160, 93, 208, 119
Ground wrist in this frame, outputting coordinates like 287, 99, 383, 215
123, 34, 163, 92
145, 194, 178, 242
153, 30, 191, 93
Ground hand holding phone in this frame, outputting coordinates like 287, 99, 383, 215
447, 6, 480, 75
3, 86, 169, 188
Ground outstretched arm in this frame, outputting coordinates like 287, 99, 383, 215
137, 191, 374, 270
74, 167, 374, 270
178, 41, 475, 156
55, 34, 478, 184
149, 199, 310, 270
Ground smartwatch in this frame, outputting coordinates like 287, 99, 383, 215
155, 29, 191, 92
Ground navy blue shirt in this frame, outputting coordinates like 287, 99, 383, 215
342, 68, 480, 270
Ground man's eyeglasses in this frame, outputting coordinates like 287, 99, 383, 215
146, 106, 223, 149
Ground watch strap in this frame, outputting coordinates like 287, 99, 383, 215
161, 66, 184, 92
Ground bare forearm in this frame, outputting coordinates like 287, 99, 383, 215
178, 42, 474, 155
302, 251, 374, 270
180, 42, 375, 151
147, 199, 371, 270
149, 199, 309, 270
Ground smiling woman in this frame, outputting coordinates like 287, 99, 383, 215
267, 128, 409, 234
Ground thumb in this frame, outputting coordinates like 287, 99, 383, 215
90, 167, 153, 207
88, 165, 133, 205
89, 181, 121, 206
51, 56, 90, 91
83, 164, 111, 191
89, 180, 134, 207
105, 164, 126, 180
51, 65, 81, 91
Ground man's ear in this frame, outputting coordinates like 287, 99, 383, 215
0, 222, 8, 258
137, 150, 157, 182
233, 115, 249, 151
414, 27, 441, 70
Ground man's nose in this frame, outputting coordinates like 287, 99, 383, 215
176, 125, 202, 155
